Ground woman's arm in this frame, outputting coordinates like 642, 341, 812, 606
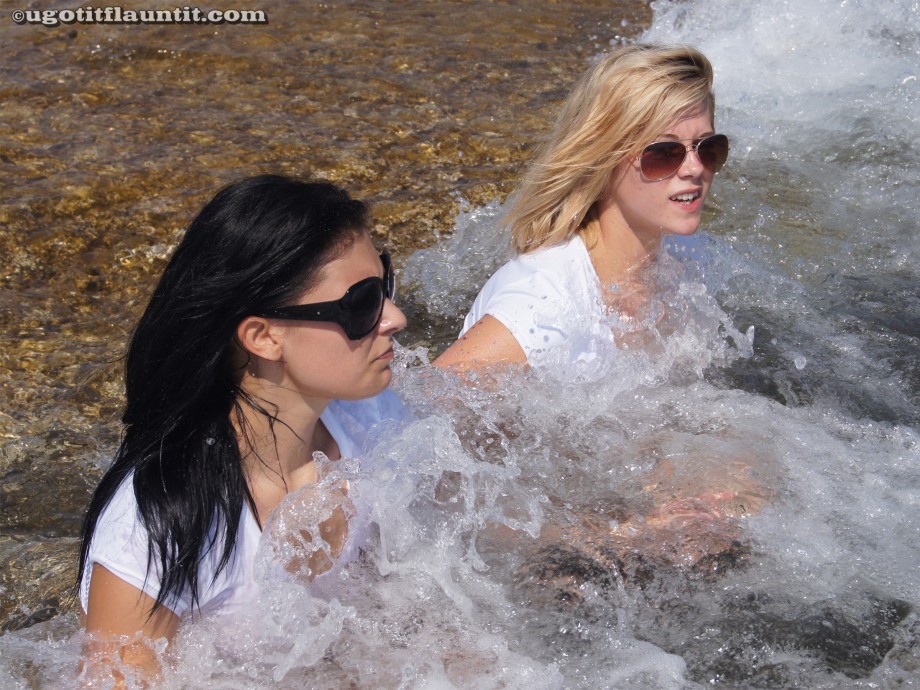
433, 315, 527, 372
81, 564, 180, 686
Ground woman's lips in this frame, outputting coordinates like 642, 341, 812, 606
670, 188, 703, 211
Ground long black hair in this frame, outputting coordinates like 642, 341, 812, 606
78, 174, 370, 614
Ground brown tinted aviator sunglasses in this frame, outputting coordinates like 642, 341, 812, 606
638, 134, 730, 181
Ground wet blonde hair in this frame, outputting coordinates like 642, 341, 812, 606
506, 44, 716, 254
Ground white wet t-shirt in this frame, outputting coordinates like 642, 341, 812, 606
461, 234, 618, 379
79, 389, 407, 619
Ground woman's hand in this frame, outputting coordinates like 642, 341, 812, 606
294, 496, 351, 579
262, 478, 355, 581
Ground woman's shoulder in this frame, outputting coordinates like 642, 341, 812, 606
496, 234, 591, 283
460, 234, 610, 366
98, 471, 141, 525
79, 472, 152, 613
467, 234, 597, 321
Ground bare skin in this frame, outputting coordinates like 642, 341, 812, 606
434, 314, 527, 371
79, 567, 179, 686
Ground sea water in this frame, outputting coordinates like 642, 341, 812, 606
2, 0, 918, 687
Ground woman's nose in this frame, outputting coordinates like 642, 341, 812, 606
379, 298, 407, 334
679, 145, 705, 176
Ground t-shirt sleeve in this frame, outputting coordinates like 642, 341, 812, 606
461, 255, 574, 362
79, 478, 188, 616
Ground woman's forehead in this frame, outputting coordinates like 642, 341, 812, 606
662, 101, 713, 133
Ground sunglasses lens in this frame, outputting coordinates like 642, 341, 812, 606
697, 134, 729, 174
344, 279, 385, 339
640, 141, 687, 180
639, 135, 730, 180
381, 252, 396, 302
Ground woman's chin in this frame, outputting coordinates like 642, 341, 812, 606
665, 221, 702, 238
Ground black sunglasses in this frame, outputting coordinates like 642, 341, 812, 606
254, 252, 396, 340
638, 133, 729, 181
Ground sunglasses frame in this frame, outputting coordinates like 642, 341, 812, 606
638, 133, 729, 181
254, 251, 395, 340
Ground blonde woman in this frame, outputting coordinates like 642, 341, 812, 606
434, 46, 767, 578
435, 44, 729, 373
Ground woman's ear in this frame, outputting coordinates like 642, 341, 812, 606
236, 316, 284, 362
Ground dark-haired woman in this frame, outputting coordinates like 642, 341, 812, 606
77, 174, 406, 682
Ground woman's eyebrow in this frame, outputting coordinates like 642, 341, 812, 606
656, 130, 716, 141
